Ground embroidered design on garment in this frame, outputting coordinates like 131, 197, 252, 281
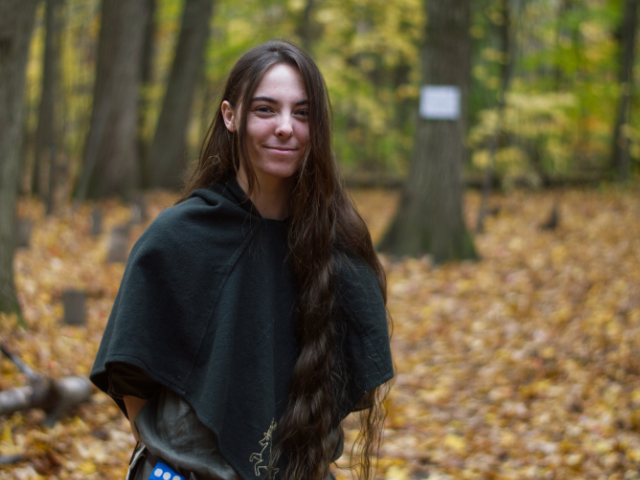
249, 419, 279, 479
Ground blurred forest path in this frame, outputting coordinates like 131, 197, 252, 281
1, 185, 639, 480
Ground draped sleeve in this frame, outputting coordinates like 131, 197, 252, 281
335, 254, 394, 418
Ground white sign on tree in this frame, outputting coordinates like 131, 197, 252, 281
419, 86, 461, 120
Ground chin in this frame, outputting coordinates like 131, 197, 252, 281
265, 171, 298, 181
260, 164, 302, 180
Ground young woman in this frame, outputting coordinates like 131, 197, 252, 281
91, 40, 393, 480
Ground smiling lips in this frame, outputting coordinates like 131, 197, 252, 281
265, 146, 298, 153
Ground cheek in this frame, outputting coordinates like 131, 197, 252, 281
298, 125, 310, 146
246, 118, 271, 142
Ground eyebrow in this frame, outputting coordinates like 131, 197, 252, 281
250, 96, 309, 106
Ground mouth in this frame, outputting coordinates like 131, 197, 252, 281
265, 146, 298, 153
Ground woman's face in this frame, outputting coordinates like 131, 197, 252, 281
222, 63, 310, 187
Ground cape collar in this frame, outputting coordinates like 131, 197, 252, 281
215, 177, 291, 225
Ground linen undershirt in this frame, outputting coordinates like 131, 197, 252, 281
109, 363, 344, 480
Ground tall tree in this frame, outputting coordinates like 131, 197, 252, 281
552, 0, 574, 91
147, 0, 215, 189
379, 0, 477, 262
610, 0, 638, 182
140, 0, 157, 90
137, 0, 157, 185
0, 0, 39, 317
476, 0, 513, 233
33, 0, 64, 206
297, 0, 315, 54
75, 0, 148, 201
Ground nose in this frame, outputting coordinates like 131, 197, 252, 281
275, 114, 293, 138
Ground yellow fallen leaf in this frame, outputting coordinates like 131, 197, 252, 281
444, 434, 467, 453
540, 346, 555, 359
627, 449, 640, 462
78, 460, 97, 474
385, 465, 409, 480
1, 424, 12, 446
566, 453, 583, 466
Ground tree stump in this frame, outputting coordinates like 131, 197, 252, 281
107, 225, 130, 263
16, 218, 32, 248
62, 289, 86, 326
91, 206, 103, 236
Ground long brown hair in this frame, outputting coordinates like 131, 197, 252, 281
180, 40, 391, 480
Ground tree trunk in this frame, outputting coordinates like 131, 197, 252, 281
378, 0, 477, 263
476, 0, 512, 233
297, 0, 315, 54
147, 0, 214, 189
76, 0, 148, 201
138, 0, 157, 187
552, 0, 573, 91
140, 0, 157, 88
611, 0, 638, 182
33, 0, 64, 201
0, 0, 39, 318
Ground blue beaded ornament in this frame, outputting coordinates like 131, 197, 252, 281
148, 461, 185, 480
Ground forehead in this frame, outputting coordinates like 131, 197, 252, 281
253, 63, 307, 100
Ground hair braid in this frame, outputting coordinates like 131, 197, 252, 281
267, 140, 339, 480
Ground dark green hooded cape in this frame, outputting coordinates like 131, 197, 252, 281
90, 179, 393, 480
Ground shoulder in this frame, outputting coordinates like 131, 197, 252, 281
131, 185, 254, 259
144, 186, 239, 236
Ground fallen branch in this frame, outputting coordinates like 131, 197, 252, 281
0, 453, 24, 465
0, 343, 93, 426
0, 343, 40, 382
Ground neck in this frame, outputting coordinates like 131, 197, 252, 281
236, 168, 293, 221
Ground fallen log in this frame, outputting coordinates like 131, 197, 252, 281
0, 344, 93, 426
42, 376, 94, 426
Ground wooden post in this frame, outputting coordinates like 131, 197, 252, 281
91, 206, 103, 236
16, 218, 32, 248
107, 225, 130, 263
62, 289, 86, 326
130, 191, 147, 224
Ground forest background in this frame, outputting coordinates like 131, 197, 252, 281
16, 0, 640, 195
1, 0, 640, 479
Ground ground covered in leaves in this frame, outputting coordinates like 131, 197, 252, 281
1, 186, 639, 480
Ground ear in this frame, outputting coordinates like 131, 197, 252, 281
221, 100, 237, 132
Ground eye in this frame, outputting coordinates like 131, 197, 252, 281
295, 109, 309, 118
255, 106, 273, 114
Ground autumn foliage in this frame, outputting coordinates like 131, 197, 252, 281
1, 185, 640, 479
